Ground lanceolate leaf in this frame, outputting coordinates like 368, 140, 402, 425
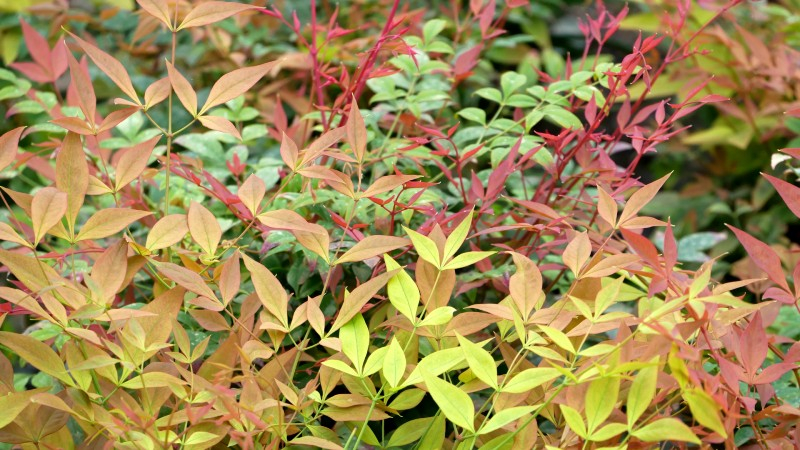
137, 0, 174, 29
114, 135, 161, 191
201, 61, 277, 114
56, 132, 88, 232
198, 115, 241, 140
619, 173, 670, 225
727, 225, 790, 292
631, 418, 700, 444
334, 235, 410, 265
75, 209, 152, 241
0, 126, 25, 172
763, 173, 800, 220
30, 187, 67, 244
330, 270, 397, 333
242, 254, 289, 327
0, 332, 72, 385
238, 174, 266, 216
384, 255, 421, 322
67, 31, 140, 105
178, 2, 263, 30
422, 370, 475, 432
188, 202, 222, 256
347, 99, 367, 163
167, 61, 197, 116
455, 333, 497, 389
443, 210, 473, 263
146, 214, 188, 251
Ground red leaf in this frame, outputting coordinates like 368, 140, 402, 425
763, 173, 800, 220
727, 225, 790, 292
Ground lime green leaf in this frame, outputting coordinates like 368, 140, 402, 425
321, 359, 359, 377
684, 388, 727, 437
560, 404, 587, 438
339, 314, 369, 374
443, 210, 473, 263
442, 251, 496, 270
403, 347, 465, 387
422, 370, 475, 432
404, 227, 441, 268
419, 306, 456, 327
0, 332, 72, 385
383, 338, 406, 388
538, 325, 575, 354
627, 360, 658, 427
384, 255, 421, 322
631, 418, 701, 444
455, 333, 497, 389
585, 375, 620, 433
479, 406, 536, 435
502, 367, 561, 393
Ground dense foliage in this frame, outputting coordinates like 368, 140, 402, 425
0, 0, 797, 448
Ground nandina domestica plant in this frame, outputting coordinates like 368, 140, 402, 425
0, 0, 797, 449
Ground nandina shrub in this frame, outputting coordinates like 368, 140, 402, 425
0, 1, 797, 449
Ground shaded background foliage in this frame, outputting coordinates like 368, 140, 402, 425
0, 0, 798, 448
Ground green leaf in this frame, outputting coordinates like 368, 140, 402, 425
627, 360, 658, 427
684, 388, 727, 437
339, 314, 369, 374
475, 87, 503, 104
423, 19, 447, 42
382, 338, 406, 388
455, 333, 498, 389
442, 251, 496, 270
590, 422, 627, 441
363, 346, 388, 376
457, 108, 486, 125
542, 105, 582, 129
501, 72, 527, 98
502, 367, 561, 393
560, 405, 587, 438
419, 306, 456, 327
585, 375, 620, 433
321, 359, 359, 377
421, 370, 475, 432
403, 347, 465, 387
384, 255, 421, 322
538, 325, 575, 354
404, 227, 441, 268
387, 417, 432, 447
631, 418, 700, 444
0, 332, 72, 385
444, 210, 473, 263
479, 406, 536, 435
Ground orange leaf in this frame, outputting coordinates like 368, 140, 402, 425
188, 202, 221, 256
280, 132, 298, 171
509, 251, 543, 316
146, 214, 188, 251
178, 1, 263, 30
238, 174, 265, 216
242, 253, 289, 327
0, 127, 25, 172
51, 117, 94, 135
330, 269, 398, 333
136, 0, 174, 29
31, 187, 67, 244
75, 208, 152, 241
67, 31, 140, 105
582, 254, 639, 278
66, 52, 96, 129
144, 76, 171, 109
334, 235, 410, 265
114, 135, 161, 191
563, 231, 591, 277
200, 61, 277, 114
300, 127, 346, 166
97, 107, 139, 133
362, 174, 421, 198
55, 132, 88, 232
618, 173, 670, 225
156, 262, 218, 301
218, 251, 240, 306
346, 98, 367, 163
89, 241, 128, 302
198, 115, 241, 140
167, 61, 197, 116
597, 187, 617, 228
